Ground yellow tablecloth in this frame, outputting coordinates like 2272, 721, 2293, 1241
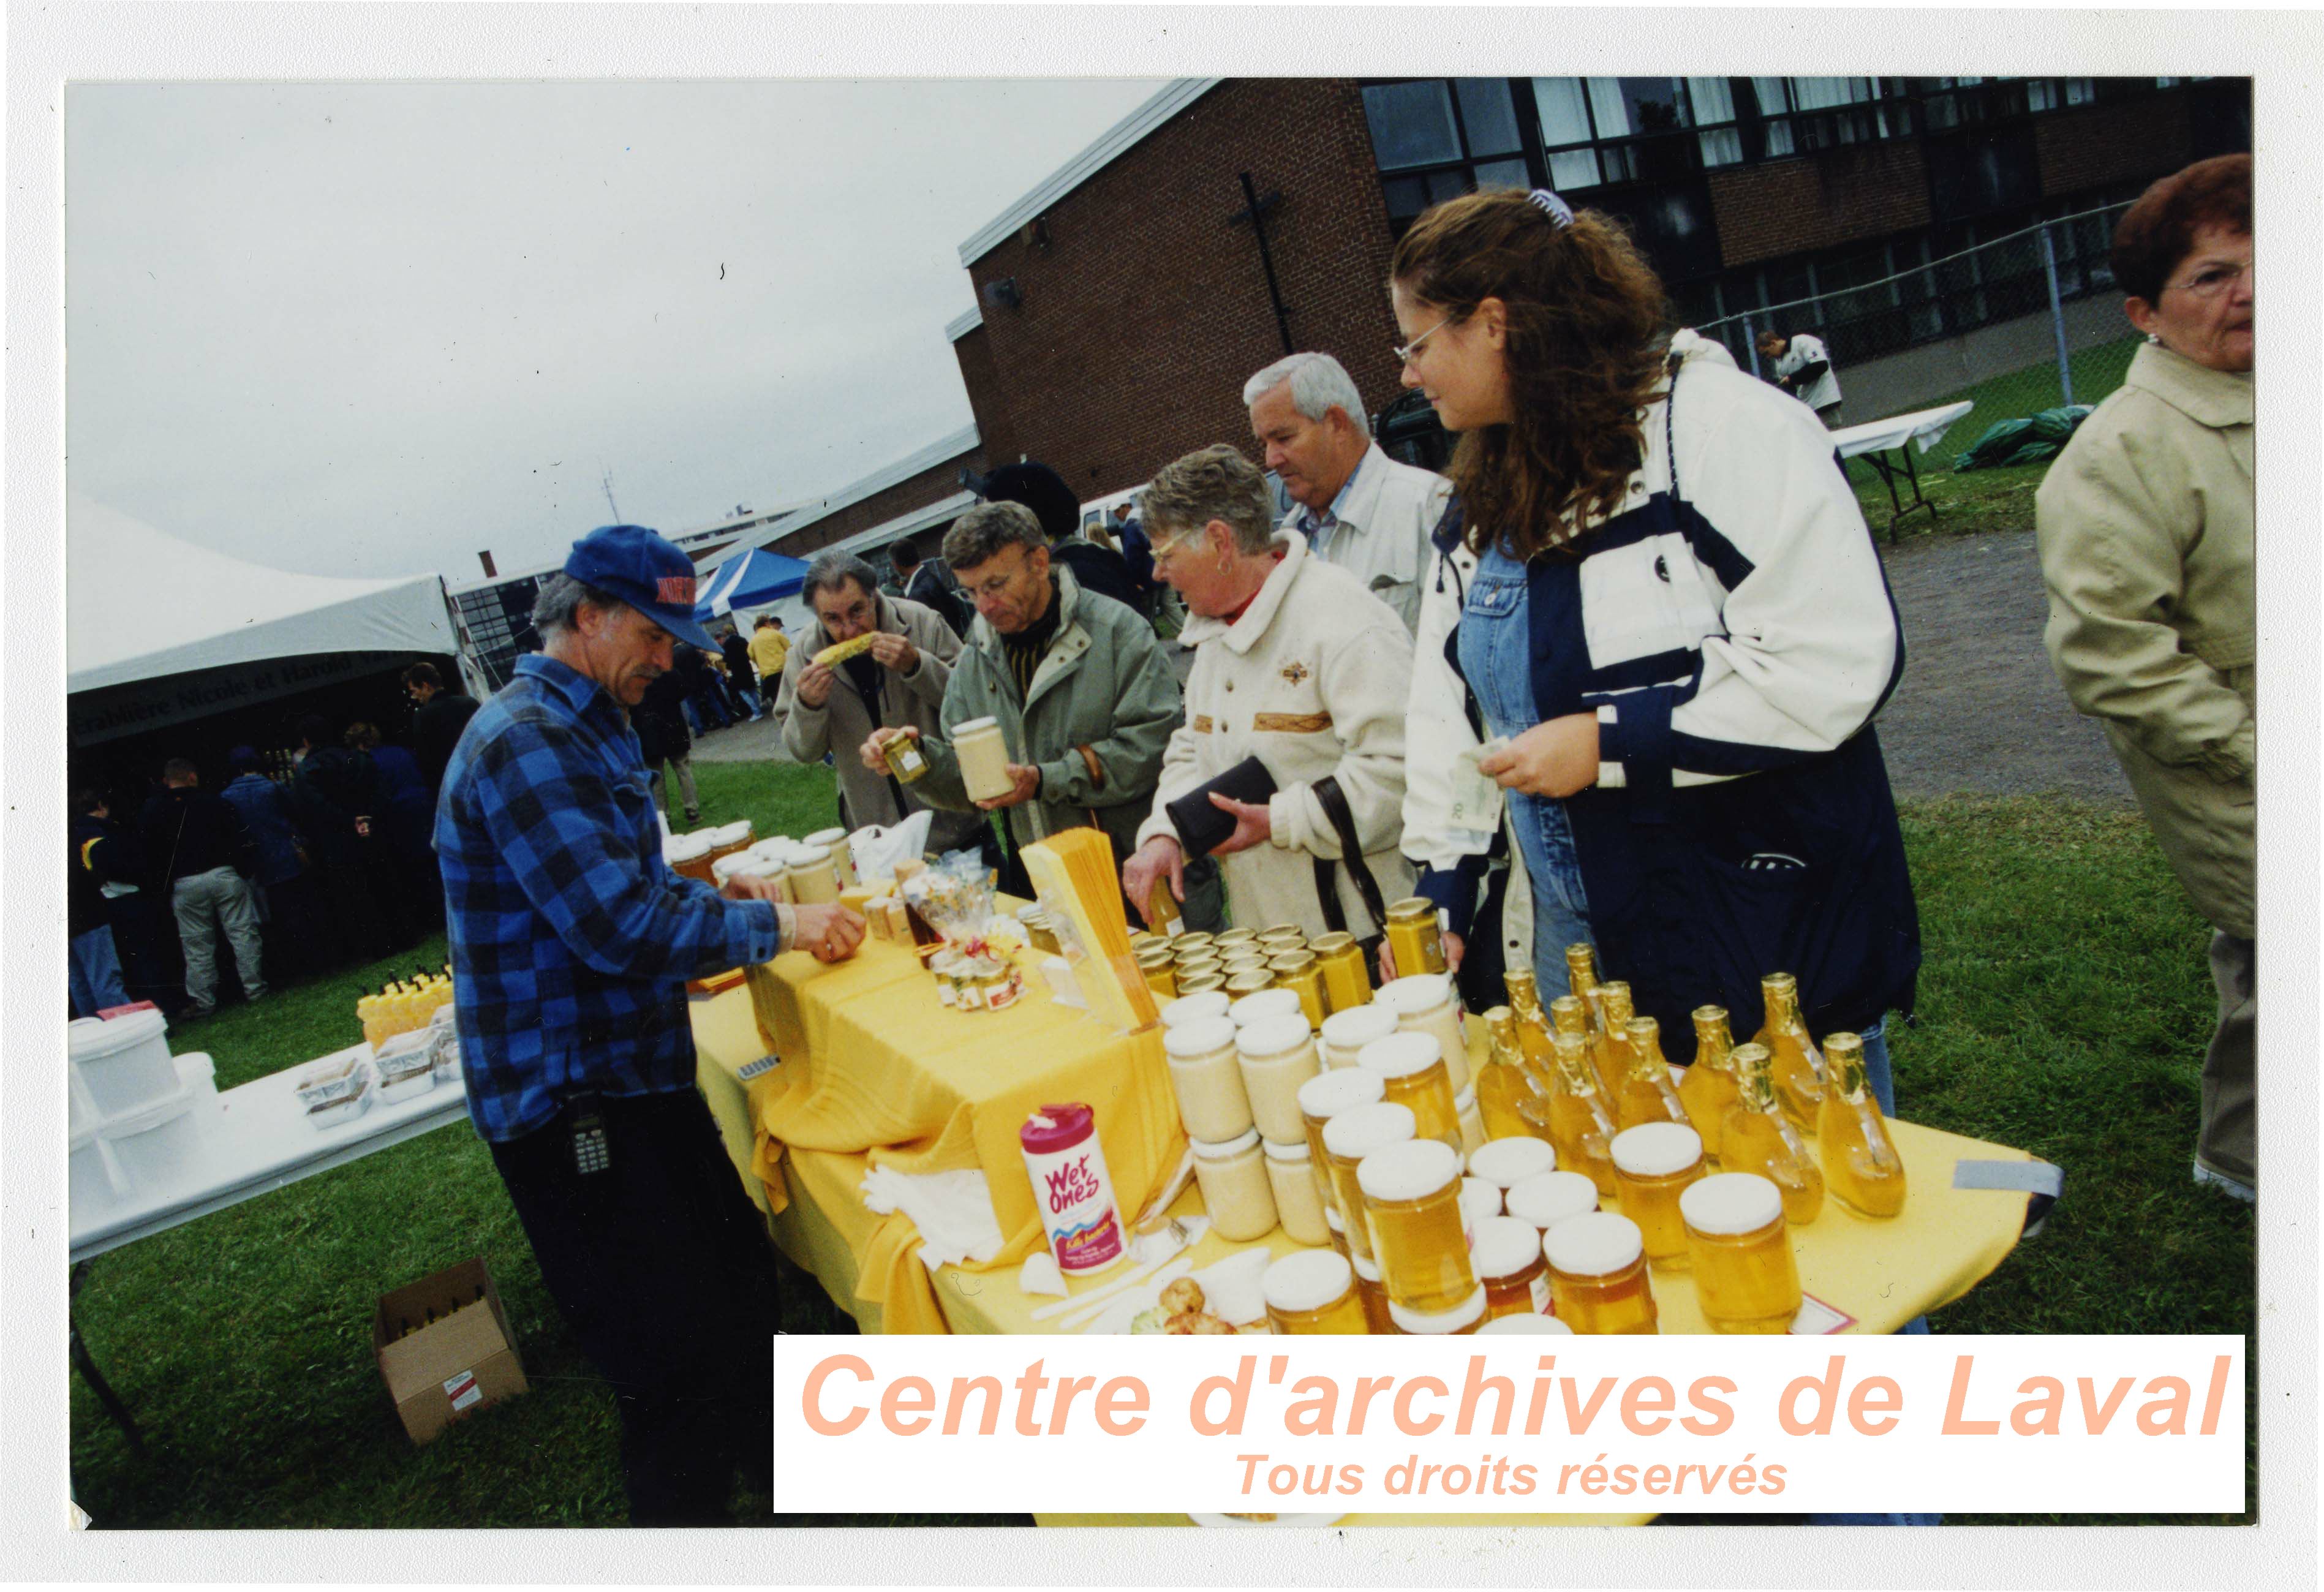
690, 977, 2035, 1530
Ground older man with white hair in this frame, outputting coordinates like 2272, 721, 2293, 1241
1245, 350, 1450, 636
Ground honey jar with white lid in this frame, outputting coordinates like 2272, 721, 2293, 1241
1298, 1068, 1387, 1228
1190, 1127, 1277, 1243
1236, 1015, 1321, 1144
1164, 1016, 1252, 1143
1681, 1172, 1802, 1334
1262, 1137, 1332, 1246
1609, 1122, 1708, 1273
1544, 1212, 1659, 1334
1471, 1214, 1553, 1320
1468, 1136, 1560, 1196
1319, 1004, 1397, 1071
1160, 990, 1232, 1030
1263, 1250, 1368, 1335
1351, 1252, 1394, 1334
1475, 1313, 1574, 1335
1504, 1169, 1601, 1233
1229, 986, 1303, 1030
951, 716, 1016, 804
1356, 1032, 1463, 1152
1454, 1084, 1486, 1157
1320, 1100, 1416, 1266
1389, 1286, 1486, 1336
1357, 1137, 1476, 1315
1458, 1175, 1502, 1237
1374, 973, 1472, 1094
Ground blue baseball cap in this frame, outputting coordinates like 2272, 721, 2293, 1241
564, 524, 717, 650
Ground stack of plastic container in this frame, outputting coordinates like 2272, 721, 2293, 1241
67, 1008, 217, 1214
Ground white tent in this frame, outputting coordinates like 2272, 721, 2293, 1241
67, 494, 458, 695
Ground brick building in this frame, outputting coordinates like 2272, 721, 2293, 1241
698, 73, 2249, 594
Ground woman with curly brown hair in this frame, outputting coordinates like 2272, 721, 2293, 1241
1389, 187, 1922, 1117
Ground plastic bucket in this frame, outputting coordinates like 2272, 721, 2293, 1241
68, 1008, 178, 1120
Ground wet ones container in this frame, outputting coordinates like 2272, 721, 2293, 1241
1019, 1103, 1125, 1277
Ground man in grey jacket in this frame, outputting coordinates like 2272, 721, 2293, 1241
775, 553, 984, 853
862, 502, 1219, 922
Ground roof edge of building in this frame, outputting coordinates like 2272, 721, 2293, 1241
957, 78, 1223, 267
946, 304, 983, 341
767, 422, 983, 540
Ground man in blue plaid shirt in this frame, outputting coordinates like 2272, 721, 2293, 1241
439, 523, 863, 1525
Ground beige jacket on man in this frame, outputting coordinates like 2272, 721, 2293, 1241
773, 592, 986, 853
2036, 341, 2254, 938
1137, 535, 1417, 937
1282, 442, 1451, 637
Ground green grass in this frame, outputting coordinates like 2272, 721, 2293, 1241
71, 784, 2254, 1528
1846, 332, 2143, 543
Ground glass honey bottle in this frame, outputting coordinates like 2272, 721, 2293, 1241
1817, 1032, 1907, 1218
1751, 973, 1828, 1136
1504, 972, 1561, 1095
1545, 1030, 1620, 1198
1613, 1016, 1689, 1131
1679, 1005, 1742, 1163
1563, 943, 1604, 1035
1592, 982, 1639, 1100
1718, 1043, 1824, 1224
1476, 1007, 1552, 1145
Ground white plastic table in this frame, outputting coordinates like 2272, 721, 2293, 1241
1830, 399, 1976, 540
69, 1049, 472, 1265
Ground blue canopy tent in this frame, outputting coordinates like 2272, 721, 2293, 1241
695, 546, 810, 619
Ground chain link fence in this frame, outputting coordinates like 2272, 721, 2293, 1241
1696, 202, 2138, 478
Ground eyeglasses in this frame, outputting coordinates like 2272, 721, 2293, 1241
1394, 312, 1463, 367
2167, 258, 2253, 300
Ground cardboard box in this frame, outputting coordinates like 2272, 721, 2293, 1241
371, 1257, 528, 1445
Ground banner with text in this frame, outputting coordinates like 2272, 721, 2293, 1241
770, 1335, 2244, 1516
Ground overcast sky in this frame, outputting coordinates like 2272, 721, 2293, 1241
65, 78, 1164, 583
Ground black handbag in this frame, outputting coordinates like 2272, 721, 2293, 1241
1163, 756, 1279, 859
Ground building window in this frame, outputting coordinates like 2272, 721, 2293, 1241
1750, 78, 1912, 156
2024, 78, 2097, 112
1364, 77, 1537, 228
1529, 77, 1745, 190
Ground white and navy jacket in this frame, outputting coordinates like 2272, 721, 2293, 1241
1417, 330, 1918, 1039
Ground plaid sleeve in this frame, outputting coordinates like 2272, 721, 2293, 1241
470, 713, 781, 976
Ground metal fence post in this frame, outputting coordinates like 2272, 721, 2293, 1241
1741, 312, 1760, 379
2039, 223, 2075, 408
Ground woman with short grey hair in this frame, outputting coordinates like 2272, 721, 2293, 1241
1123, 443, 1417, 938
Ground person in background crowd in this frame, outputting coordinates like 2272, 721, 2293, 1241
1245, 350, 1447, 638
1389, 186, 1920, 1119
288, 713, 404, 962
68, 790, 131, 1016
719, 623, 767, 722
862, 500, 1210, 919
347, 722, 444, 932
673, 641, 730, 736
2036, 153, 2255, 1203
438, 522, 862, 1525
635, 658, 701, 826
1757, 326, 1844, 429
75, 788, 179, 1011
746, 613, 792, 707
1112, 502, 1158, 604
775, 553, 983, 854
893, 532, 975, 639
220, 745, 337, 982
138, 758, 268, 1019
404, 662, 482, 798
1122, 445, 1416, 940
975, 461, 1151, 618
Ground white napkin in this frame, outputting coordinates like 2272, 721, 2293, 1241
859, 1165, 1006, 1273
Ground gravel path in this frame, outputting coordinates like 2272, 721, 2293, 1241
696, 531, 2133, 805
1876, 529, 2131, 805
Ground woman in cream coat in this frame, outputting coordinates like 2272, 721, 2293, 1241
1123, 444, 1417, 938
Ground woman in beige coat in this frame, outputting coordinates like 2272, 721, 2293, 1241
1123, 444, 1416, 939
2035, 153, 2254, 1200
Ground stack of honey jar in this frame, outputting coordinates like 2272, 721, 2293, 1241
358, 965, 454, 1049
1147, 916, 1909, 1338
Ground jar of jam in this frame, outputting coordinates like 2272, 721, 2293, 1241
1472, 1214, 1554, 1319
1544, 1212, 1659, 1334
